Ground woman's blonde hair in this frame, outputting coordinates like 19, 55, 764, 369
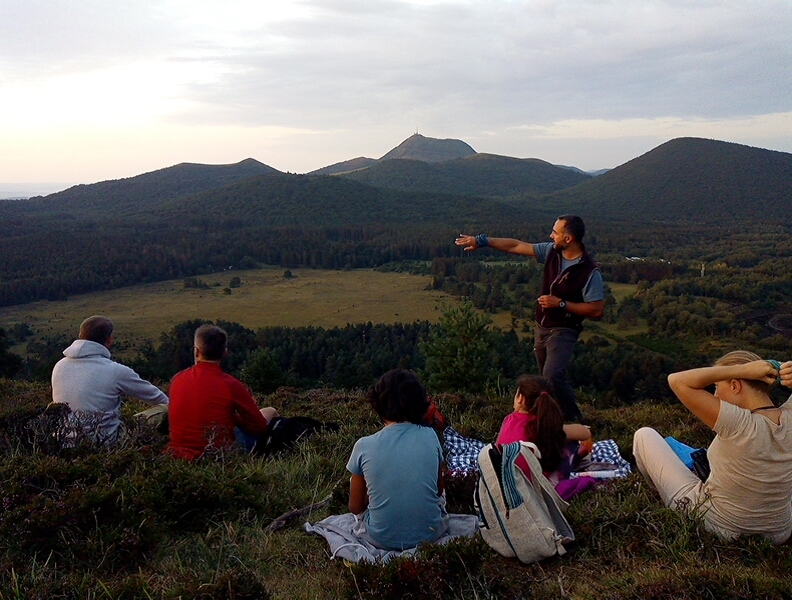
714, 350, 772, 395
714, 350, 762, 367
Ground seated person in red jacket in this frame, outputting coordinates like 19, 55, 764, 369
167, 324, 279, 460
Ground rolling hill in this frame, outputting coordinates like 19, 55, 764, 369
2, 134, 791, 307
338, 153, 591, 196
308, 157, 379, 176
3, 136, 789, 232
307, 133, 476, 176
18, 158, 280, 217
378, 133, 476, 162
545, 137, 792, 222
148, 172, 543, 228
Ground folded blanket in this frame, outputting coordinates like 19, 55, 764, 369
304, 513, 479, 564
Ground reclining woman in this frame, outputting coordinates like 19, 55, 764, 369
633, 351, 792, 544
347, 369, 447, 551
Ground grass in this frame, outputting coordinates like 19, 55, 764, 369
1, 379, 790, 599
607, 283, 639, 303
0, 267, 453, 357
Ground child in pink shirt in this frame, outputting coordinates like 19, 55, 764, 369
496, 376, 592, 497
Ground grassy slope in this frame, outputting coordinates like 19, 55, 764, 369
1, 381, 789, 599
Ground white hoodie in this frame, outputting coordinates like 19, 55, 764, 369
51, 339, 168, 442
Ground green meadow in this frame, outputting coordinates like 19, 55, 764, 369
0, 268, 453, 357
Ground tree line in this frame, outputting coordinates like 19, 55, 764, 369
2, 217, 790, 309
6, 307, 680, 407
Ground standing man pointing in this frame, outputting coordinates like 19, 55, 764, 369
455, 215, 604, 422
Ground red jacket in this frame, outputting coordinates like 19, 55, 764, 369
167, 362, 269, 460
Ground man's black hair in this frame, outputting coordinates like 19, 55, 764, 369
558, 214, 585, 242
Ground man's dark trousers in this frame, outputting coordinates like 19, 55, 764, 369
534, 325, 582, 422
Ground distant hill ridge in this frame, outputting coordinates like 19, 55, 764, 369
548, 137, 792, 221
309, 134, 588, 196
22, 158, 278, 216
7, 135, 791, 225
338, 153, 590, 196
379, 133, 476, 162
308, 133, 476, 175
309, 157, 379, 176
2, 134, 791, 309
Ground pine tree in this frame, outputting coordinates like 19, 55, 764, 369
420, 302, 498, 393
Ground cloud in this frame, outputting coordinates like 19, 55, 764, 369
0, 1, 181, 79
1, 0, 791, 180
517, 113, 792, 141
170, 0, 792, 127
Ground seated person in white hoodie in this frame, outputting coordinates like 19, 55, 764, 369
51, 315, 169, 444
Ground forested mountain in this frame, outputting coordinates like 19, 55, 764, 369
546, 137, 792, 222
337, 153, 591, 196
308, 157, 379, 176
2, 136, 791, 308
17, 158, 279, 217
148, 172, 541, 227
307, 133, 476, 175
378, 133, 476, 162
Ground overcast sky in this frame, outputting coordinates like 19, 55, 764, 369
2, 0, 791, 195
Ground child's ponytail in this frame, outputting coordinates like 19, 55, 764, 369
517, 376, 567, 472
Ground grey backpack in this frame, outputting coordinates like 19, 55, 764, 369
474, 441, 574, 563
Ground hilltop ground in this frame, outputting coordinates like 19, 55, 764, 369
1, 379, 790, 599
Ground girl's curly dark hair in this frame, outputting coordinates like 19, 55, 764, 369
367, 369, 429, 424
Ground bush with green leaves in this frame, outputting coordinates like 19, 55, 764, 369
240, 348, 287, 394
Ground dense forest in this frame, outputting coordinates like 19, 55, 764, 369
3, 220, 792, 406
5, 221, 791, 406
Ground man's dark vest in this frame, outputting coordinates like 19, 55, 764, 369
535, 245, 599, 331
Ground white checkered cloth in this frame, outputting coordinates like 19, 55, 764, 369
443, 426, 487, 477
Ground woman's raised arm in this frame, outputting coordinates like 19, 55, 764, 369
668, 361, 778, 428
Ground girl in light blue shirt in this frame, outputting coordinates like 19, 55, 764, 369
347, 369, 446, 550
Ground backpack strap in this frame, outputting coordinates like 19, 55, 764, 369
500, 442, 525, 510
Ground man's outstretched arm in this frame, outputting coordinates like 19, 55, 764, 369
455, 234, 536, 257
